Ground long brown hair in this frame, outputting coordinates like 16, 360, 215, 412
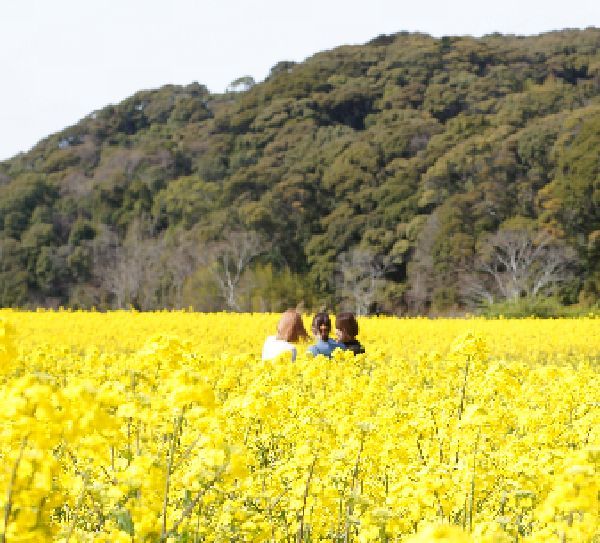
276, 310, 309, 343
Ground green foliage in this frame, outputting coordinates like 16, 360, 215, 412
3, 211, 28, 239
0, 271, 29, 306
152, 176, 218, 229
1, 29, 600, 311
42, 148, 81, 173
242, 263, 317, 312
67, 245, 93, 281
480, 297, 594, 318
35, 246, 64, 293
0, 174, 57, 227
21, 223, 56, 248
68, 219, 96, 245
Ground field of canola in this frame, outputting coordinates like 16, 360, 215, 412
0, 310, 598, 543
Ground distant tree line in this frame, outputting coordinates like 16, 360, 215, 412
0, 29, 599, 313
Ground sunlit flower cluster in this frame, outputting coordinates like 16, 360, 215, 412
0, 309, 598, 542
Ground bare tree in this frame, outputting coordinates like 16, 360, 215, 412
405, 214, 439, 313
466, 229, 577, 305
93, 218, 166, 309
208, 231, 266, 311
460, 272, 495, 308
165, 232, 203, 309
336, 248, 388, 316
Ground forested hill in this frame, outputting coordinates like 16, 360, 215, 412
1, 29, 599, 312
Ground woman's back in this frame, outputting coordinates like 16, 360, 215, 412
262, 335, 297, 361
262, 309, 308, 362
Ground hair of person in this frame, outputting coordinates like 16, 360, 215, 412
276, 309, 308, 343
335, 312, 359, 338
311, 312, 331, 340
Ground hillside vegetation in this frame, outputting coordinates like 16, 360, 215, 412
1, 29, 599, 312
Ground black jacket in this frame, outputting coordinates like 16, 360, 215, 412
341, 340, 365, 355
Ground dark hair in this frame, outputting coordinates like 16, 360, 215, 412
311, 312, 331, 340
336, 312, 359, 338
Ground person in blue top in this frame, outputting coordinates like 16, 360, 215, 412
307, 312, 344, 357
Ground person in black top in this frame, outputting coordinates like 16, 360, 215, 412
335, 312, 365, 354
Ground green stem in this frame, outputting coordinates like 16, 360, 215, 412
468, 428, 481, 532
64, 472, 89, 543
458, 356, 470, 421
161, 412, 184, 540
163, 466, 226, 540
345, 435, 364, 543
297, 455, 318, 543
2, 437, 28, 543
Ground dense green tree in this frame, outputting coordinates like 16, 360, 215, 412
1, 29, 600, 311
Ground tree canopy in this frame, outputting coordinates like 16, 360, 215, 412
1, 29, 599, 312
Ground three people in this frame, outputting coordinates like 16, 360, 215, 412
262, 309, 364, 361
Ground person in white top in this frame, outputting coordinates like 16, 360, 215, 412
262, 309, 309, 362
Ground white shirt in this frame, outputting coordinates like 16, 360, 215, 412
262, 335, 297, 362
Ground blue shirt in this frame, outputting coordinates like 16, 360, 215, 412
307, 338, 344, 358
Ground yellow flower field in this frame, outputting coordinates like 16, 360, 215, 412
0, 309, 598, 542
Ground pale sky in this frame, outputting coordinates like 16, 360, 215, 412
1, 0, 599, 161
